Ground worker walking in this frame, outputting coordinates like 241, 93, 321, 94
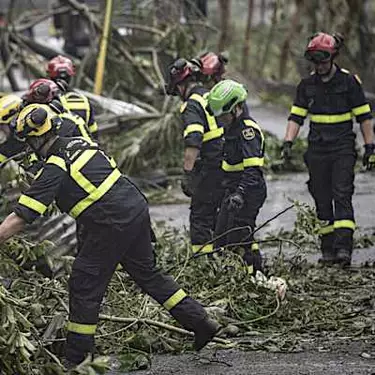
206, 80, 267, 275
281, 32, 374, 267
0, 103, 219, 368
165, 58, 225, 254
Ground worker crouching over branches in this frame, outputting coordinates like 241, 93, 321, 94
0, 104, 220, 368
281, 32, 375, 267
207, 80, 267, 276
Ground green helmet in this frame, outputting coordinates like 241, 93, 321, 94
207, 79, 247, 116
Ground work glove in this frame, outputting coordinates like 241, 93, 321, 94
227, 190, 245, 212
281, 141, 293, 161
181, 169, 194, 197
363, 144, 375, 170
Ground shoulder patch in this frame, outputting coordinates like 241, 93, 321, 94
341, 68, 350, 74
354, 74, 362, 85
180, 102, 187, 113
242, 127, 255, 141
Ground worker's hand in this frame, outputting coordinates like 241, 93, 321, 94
363, 144, 375, 170
227, 191, 245, 212
281, 141, 293, 161
181, 169, 194, 197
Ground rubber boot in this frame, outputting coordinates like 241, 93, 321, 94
318, 233, 336, 266
65, 332, 95, 365
194, 318, 221, 351
335, 248, 352, 268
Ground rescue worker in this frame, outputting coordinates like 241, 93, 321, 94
0, 104, 220, 368
165, 58, 224, 254
281, 32, 375, 267
46, 55, 99, 139
206, 80, 267, 275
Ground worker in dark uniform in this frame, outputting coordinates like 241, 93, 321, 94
165, 58, 224, 254
281, 32, 375, 267
0, 104, 220, 368
206, 80, 267, 275
47, 55, 99, 140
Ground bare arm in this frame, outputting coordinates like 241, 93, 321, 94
284, 120, 301, 142
360, 119, 374, 145
183, 147, 200, 171
0, 213, 26, 245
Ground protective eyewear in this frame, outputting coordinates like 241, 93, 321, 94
305, 50, 331, 63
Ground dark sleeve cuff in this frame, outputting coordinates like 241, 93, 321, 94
13, 205, 39, 224
184, 134, 203, 149
356, 112, 373, 124
288, 114, 305, 126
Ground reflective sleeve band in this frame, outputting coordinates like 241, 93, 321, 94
89, 121, 99, 133
251, 243, 259, 251
334, 220, 356, 231
290, 105, 308, 117
243, 157, 264, 167
318, 225, 334, 235
203, 127, 223, 142
67, 321, 97, 335
222, 160, 244, 172
310, 112, 352, 123
18, 195, 47, 215
47, 155, 67, 171
192, 243, 214, 254
0, 154, 7, 163
352, 104, 371, 116
163, 289, 187, 310
69, 169, 122, 218
183, 124, 204, 138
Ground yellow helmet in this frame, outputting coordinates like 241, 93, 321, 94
15, 104, 59, 139
0, 94, 22, 125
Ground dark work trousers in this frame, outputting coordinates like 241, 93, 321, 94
214, 181, 267, 272
66, 209, 208, 364
190, 166, 224, 254
304, 148, 356, 253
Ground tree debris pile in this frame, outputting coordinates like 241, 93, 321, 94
1, 203, 375, 374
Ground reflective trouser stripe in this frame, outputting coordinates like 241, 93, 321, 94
246, 265, 254, 275
192, 243, 214, 254
163, 289, 187, 311
251, 243, 259, 251
67, 321, 97, 335
318, 225, 334, 235
334, 220, 356, 231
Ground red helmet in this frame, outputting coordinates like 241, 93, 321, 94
47, 55, 75, 80
200, 52, 227, 78
305, 33, 338, 62
165, 58, 198, 96
25, 79, 60, 104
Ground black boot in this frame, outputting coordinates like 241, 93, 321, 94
335, 248, 352, 267
318, 233, 335, 265
194, 318, 221, 351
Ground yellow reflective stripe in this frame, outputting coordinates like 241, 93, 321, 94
71, 149, 97, 193
222, 160, 244, 172
291, 105, 308, 117
246, 265, 254, 275
352, 104, 371, 116
47, 155, 67, 171
69, 169, 121, 218
251, 243, 259, 251
243, 157, 264, 167
183, 124, 204, 138
0, 154, 7, 163
310, 112, 352, 123
318, 225, 334, 235
190, 93, 219, 132
163, 289, 187, 310
203, 127, 223, 142
28, 153, 38, 163
334, 220, 356, 231
67, 321, 97, 335
89, 121, 98, 133
192, 243, 214, 254
18, 195, 47, 215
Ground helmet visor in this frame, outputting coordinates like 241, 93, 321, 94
305, 50, 332, 63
